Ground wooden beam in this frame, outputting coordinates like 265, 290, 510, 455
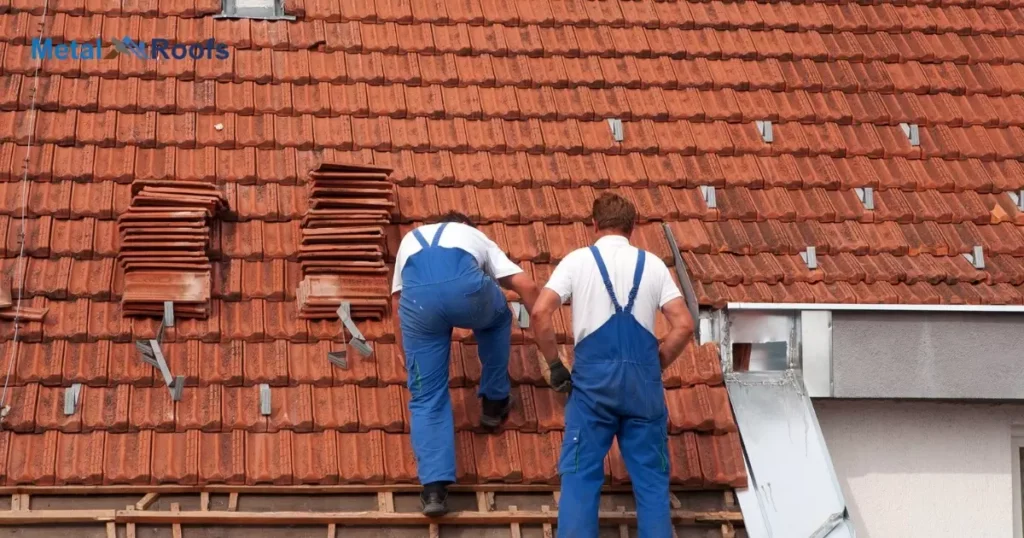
170, 503, 182, 538
227, 492, 239, 511
0, 510, 116, 524
617, 506, 628, 538
326, 523, 336, 538
377, 492, 394, 513
722, 522, 736, 538
200, 491, 210, 511
428, 523, 439, 537
125, 507, 137, 538
135, 492, 159, 511
669, 492, 683, 510
114, 508, 743, 526
508, 505, 522, 538
541, 504, 554, 538
105, 521, 116, 538
476, 491, 494, 512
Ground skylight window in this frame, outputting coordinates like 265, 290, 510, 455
217, 0, 295, 20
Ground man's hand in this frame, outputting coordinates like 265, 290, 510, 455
548, 360, 572, 393
658, 297, 695, 370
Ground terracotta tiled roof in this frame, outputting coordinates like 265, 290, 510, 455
6, 0, 1024, 488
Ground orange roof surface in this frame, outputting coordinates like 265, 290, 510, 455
4, 0, 1024, 488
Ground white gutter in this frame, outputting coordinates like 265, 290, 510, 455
726, 302, 1024, 313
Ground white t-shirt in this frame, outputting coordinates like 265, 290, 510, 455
391, 222, 524, 294
544, 235, 682, 343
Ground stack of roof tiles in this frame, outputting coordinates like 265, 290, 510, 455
296, 163, 395, 320
118, 181, 227, 319
4, 0, 1024, 492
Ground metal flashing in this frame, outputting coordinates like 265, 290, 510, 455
607, 118, 624, 142
899, 122, 920, 146
215, 0, 296, 20
755, 120, 773, 143
964, 245, 985, 269
800, 246, 818, 269
259, 384, 271, 416
337, 303, 373, 357
726, 302, 1024, 313
163, 301, 174, 328
800, 311, 833, 398
699, 185, 717, 209
854, 187, 874, 210
727, 370, 855, 538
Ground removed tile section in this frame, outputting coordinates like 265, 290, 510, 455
297, 162, 395, 321
117, 181, 228, 318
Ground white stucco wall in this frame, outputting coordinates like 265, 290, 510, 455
813, 400, 1024, 538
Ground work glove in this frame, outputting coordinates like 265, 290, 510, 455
548, 360, 572, 394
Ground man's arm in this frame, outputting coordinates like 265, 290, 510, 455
531, 288, 572, 392
498, 273, 540, 313
658, 297, 694, 370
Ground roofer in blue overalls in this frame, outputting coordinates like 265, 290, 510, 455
392, 211, 541, 517
531, 193, 695, 537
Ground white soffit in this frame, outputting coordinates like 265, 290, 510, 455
726, 302, 1024, 313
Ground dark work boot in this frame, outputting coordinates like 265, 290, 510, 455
420, 481, 449, 517
480, 395, 513, 430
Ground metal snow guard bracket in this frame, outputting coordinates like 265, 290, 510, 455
755, 120, 773, 143
329, 302, 374, 370
899, 122, 920, 146
964, 245, 985, 269
1009, 190, 1024, 211
607, 118, 624, 142
63, 383, 82, 416
259, 384, 271, 416
135, 301, 184, 402
800, 246, 818, 270
854, 187, 874, 210
510, 301, 530, 328
700, 185, 717, 209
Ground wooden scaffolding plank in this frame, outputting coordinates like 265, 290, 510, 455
105, 521, 116, 538
541, 504, 554, 538
0, 484, 710, 495
327, 523, 336, 538
509, 506, 522, 538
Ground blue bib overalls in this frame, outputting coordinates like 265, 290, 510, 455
557, 247, 671, 537
398, 223, 513, 485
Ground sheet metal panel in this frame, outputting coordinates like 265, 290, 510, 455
727, 370, 855, 538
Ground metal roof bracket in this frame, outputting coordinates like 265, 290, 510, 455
135, 301, 184, 402
700, 185, 717, 209
1009, 190, 1024, 211
607, 118, 624, 142
755, 120, 773, 143
259, 384, 271, 416
854, 187, 874, 210
963, 245, 985, 269
899, 122, 920, 146
63, 383, 82, 416
662, 222, 701, 342
800, 246, 818, 270
215, 0, 296, 20
328, 302, 373, 370
510, 301, 530, 329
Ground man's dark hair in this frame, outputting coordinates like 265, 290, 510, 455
438, 210, 475, 227
591, 193, 637, 235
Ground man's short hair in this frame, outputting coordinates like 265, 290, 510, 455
438, 210, 475, 227
591, 193, 637, 235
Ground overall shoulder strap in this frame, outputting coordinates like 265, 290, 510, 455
430, 222, 450, 247
411, 227, 429, 249
589, 246, 622, 314
623, 250, 646, 314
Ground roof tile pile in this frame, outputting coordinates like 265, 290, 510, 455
297, 163, 395, 320
117, 181, 227, 318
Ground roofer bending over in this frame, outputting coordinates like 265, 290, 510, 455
391, 211, 540, 517
530, 194, 695, 538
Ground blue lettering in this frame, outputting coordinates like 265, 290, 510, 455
171, 43, 187, 60
188, 43, 204, 59
151, 39, 170, 59
30, 37, 53, 60
203, 39, 215, 60
214, 43, 229, 60
79, 41, 96, 60
53, 43, 68, 59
